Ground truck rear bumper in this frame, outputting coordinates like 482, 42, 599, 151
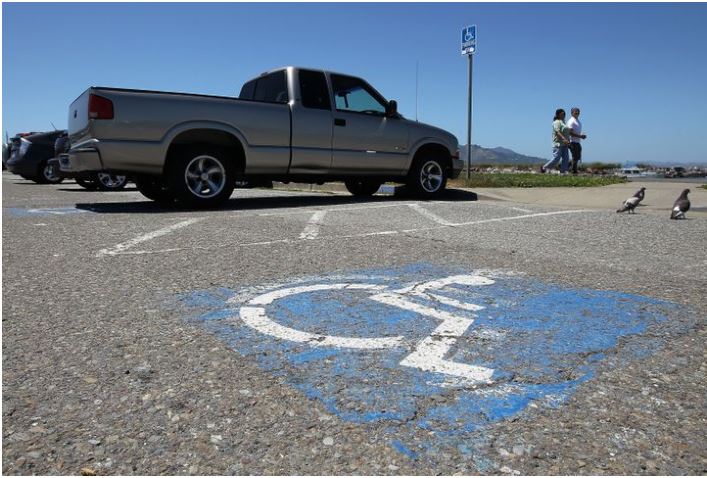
59, 147, 104, 174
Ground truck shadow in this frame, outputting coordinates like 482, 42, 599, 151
75, 188, 478, 214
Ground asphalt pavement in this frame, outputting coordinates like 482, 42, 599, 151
2, 171, 706, 475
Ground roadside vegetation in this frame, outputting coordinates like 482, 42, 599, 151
466, 162, 622, 173
451, 173, 627, 188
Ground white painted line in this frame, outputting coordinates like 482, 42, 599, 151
299, 210, 327, 240
257, 202, 420, 217
400, 209, 591, 233
102, 209, 591, 256
407, 203, 457, 226
97, 218, 202, 256
98, 247, 188, 256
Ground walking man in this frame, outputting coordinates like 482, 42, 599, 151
567, 107, 587, 174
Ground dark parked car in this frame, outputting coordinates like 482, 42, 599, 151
6, 130, 65, 183
2, 141, 9, 170
50, 132, 129, 190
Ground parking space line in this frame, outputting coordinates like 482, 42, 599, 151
401, 209, 591, 233
99, 209, 591, 256
257, 202, 420, 217
407, 203, 457, 226
299, 210, 327, 240
97, 218, 203, 256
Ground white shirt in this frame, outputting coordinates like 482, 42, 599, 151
567, 116, 582, 143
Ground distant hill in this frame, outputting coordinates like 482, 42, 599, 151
459, 144, 545, 165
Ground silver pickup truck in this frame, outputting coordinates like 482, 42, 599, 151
62, 66, 462, 207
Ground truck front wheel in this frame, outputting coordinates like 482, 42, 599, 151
407, 156, 447, 197
167, 148, 235, 208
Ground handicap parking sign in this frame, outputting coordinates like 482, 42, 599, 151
462, 25, 477, 55
175, 263, 692, 464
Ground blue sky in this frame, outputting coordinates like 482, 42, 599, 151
3, 2, 707, 165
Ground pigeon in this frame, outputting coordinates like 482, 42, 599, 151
632, 187, 646, 203
670, 189, 690, 219
617, 195, 641, 214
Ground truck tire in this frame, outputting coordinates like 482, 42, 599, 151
134, 177, 176, 205
167, 148, 235, 208
345, 180, 382, 197
407, 155, 447, 197
96, 173, 128, 191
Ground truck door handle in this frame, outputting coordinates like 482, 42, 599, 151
334, 118, 346, 127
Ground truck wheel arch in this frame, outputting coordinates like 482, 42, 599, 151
409, 143, 452, 174
163, 125, 247, 176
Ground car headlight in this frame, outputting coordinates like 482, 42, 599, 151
19, 138, 31, 156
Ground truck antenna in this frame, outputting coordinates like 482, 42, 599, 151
50, 121, 57, 131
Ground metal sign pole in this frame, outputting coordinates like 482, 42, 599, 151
467, 53, 473, 180
461, 24, 476, 180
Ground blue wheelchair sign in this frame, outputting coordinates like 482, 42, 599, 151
462, 25, 477, 55
175, 263, 692, 466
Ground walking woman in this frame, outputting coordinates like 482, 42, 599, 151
541, 108, 571, 173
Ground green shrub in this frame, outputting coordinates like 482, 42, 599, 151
452, 173, 627, 188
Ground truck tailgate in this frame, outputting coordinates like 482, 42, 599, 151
67, 89, 91, 145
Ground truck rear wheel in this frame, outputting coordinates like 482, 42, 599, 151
167, 148, 235, 208
345, 180, 382, 197
407, 156, 447, 197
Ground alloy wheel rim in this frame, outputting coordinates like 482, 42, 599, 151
184, 155, 226, 199
44, 164, 60, 182
97, 173, 127, 188
420, 160, 443, 193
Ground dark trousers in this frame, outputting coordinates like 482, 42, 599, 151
569, 142, 582, 173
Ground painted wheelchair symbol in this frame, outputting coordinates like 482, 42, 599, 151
464, 28, 475, 43
233, 274, 496, 385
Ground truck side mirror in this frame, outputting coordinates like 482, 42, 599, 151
386, 100, 398, 118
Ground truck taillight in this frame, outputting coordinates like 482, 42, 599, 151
88, 94, 114, 120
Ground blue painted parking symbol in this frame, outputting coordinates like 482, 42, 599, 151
174, 263, 692, 465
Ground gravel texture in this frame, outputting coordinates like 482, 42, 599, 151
2, 174, 706, 475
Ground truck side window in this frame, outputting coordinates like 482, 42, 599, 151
330, 74, 387, 116
239, 80, 256, 100
299, 70, 331, 111
253, 71, 289, 104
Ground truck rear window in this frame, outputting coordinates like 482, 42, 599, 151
239, 71, 288, 104
299, 70, 331, 111
239, 80, 256, 100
